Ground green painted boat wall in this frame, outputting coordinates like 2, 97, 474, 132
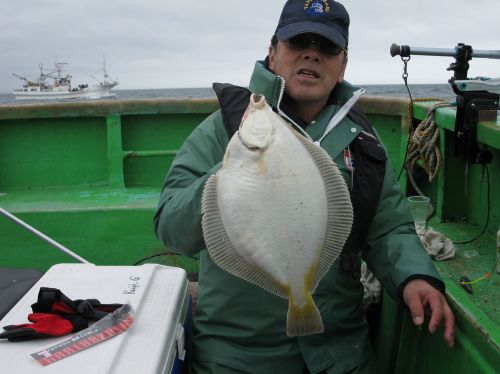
0, 99, 218, 271
366, 100, 500, 374
0, 97, 498, 372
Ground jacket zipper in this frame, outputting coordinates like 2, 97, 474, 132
276, 76, 314, 142
275, 76, 366, 147
315, 87, 366, 146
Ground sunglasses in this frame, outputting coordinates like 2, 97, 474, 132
286, 34, 345, 56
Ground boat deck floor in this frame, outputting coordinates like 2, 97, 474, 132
427, 219, 499, 347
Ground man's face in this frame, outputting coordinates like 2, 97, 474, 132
268, 34, 347, 107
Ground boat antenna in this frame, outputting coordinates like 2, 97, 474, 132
102, 55, 116, 83
103, 55, 109, 79
0, 205, 91, 264
87, 57, 117, 84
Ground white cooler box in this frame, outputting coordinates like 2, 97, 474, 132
0, 264, 191, 374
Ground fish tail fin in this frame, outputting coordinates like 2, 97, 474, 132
286, 293, 324, 337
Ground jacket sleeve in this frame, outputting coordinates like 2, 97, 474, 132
362, 161, 444, 301
153, 110, 228, 256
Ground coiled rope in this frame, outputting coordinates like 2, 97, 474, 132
405, 101, 452, 197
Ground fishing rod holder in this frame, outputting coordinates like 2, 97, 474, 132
391, 43, 500, 164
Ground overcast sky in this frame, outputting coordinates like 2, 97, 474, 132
1, 0, 499, 92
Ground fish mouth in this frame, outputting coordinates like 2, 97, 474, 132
297, 69, 320, 79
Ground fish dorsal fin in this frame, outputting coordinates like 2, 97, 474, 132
293, 131, 354, 291
201, 175, 288, 299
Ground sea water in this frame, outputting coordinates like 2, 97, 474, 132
0, 84, 456, 105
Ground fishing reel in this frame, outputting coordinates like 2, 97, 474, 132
390, 42, 500, 165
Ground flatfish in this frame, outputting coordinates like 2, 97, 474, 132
201, 94, 353, 336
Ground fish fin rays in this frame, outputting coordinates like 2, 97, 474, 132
295, 134, 354, 291
201, 175, 287, 299
286, 292, 324, 336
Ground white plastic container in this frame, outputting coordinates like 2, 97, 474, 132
0, 264, 190, 374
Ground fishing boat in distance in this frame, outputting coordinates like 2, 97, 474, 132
12, 60, 119, 100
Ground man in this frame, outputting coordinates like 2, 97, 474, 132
154, 1, 455, 373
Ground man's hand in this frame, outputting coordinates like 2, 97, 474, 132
402, 279, 455, 348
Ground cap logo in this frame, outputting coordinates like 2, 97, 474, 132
304, 0, 331, 15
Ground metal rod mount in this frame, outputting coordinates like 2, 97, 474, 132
390, 43, 500, 59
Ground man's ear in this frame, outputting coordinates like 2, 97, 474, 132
268, 46, 276, 71
338, 58, 347, 83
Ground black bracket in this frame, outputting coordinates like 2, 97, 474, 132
454, 92, 499, 164
447, 43, 473, 83
448, 44, 499, 164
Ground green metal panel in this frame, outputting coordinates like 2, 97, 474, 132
0, 117, 108, 190
123, 155, 176, 187
367, 113, 404, 172
392, 277, 499, 373
121, 113, 204, 150
360, 96, 411, 191
0, 209, 198, 273
0, 184, 200, 272
106, 114, 125, 188
121, 113, 204, 187
370, 294, 400, 374
0, 99, 215, 272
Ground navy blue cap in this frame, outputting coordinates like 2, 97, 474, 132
275, 0, 350, 49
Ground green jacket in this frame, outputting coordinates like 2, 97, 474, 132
154, 61, 443, 374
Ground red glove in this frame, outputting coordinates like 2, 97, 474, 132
0, 313, 87, 342
0, 287, 123, 342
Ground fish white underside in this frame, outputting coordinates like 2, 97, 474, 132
217, 121, 328, 300
201, 96, 353, 336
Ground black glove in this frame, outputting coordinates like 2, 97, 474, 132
32, 287, 123, 320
